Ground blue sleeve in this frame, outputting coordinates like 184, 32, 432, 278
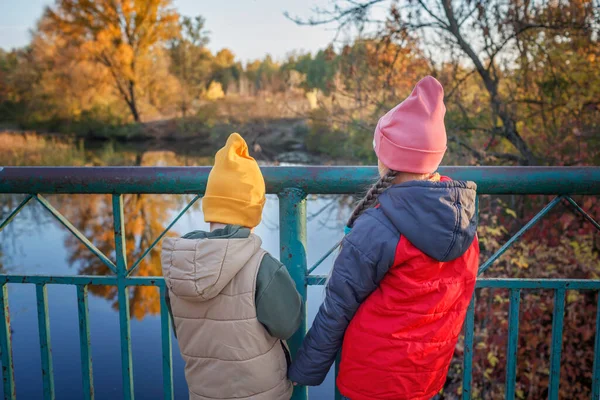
288, 210, 398, 386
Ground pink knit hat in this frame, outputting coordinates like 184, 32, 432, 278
374, 76, 447, 174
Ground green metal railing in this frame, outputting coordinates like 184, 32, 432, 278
0, 166, 599, 400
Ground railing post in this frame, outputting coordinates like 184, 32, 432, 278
112, 195, 134, 400
462, 294, 475, 400
278, 188, 307, 400
159, 285, 174, 400
548, 289, 565, 400
77, 285, 94, 400
0, 284, 16, 400
505, 289, 521, 400
36, 284, 55, 400
334, 351, 342, 400
592, 292, 600, 400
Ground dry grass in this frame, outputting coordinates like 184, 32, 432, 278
208, 92, 311, 123
0, 131, 86, 166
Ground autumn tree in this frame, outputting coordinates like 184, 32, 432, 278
41, 0, 180, 122
210, 49, 242, 93
286, 0, 598, 165
281, 39, 428, 161
245, 55, 284, 93
168, 15, 212, 116
511, 1, 600, 166
0, 49, 26, 120
286, 47, 338, 95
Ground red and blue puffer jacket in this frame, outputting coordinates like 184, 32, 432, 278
288, 177, 479, 400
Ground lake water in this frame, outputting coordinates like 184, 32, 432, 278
0, 142, 353, 399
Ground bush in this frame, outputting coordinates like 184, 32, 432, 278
305, 108, 377, 164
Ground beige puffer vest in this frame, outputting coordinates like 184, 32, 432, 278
161, 234, 293, 400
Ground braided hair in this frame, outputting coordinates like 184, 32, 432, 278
346, 169, 398, 229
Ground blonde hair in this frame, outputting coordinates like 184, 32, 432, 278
346, 169, 434, 228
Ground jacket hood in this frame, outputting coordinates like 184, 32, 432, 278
378, 178, 477, 262
161, 233, 262, 302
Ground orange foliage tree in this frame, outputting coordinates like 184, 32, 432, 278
41, 0, 180, 122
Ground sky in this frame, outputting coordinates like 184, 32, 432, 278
0, 0, 341, 62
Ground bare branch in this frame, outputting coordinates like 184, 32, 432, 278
448, 135, 525, 164
284, 0, 386, 26
415, 0, 449, 29
444, 69, 477, 101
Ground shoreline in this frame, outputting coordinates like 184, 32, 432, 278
0, 120, 342, 165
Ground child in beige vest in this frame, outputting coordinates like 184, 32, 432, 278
162, 133, 301, 400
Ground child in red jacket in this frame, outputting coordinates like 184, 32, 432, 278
288, 76, 480, 400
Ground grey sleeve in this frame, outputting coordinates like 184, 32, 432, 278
255, 254, 304, 340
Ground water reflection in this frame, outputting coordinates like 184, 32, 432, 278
59, 192, 194, 319
0, 133, 348, 398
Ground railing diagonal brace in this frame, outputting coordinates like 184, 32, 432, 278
35, 194, 117, 274
307, 239, 343, 275
564, 196, 600, 232
478, 195, 564, 275
127, 194, 201, 277
0, 195, 33, 232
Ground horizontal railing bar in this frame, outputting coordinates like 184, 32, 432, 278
477, 279, 600, 290
2, 167, 600, 195
49, 272, 597, 288
307, 276, 600, 289
0, 275, 165, 286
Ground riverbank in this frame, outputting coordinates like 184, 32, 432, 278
0, 118, 333, 166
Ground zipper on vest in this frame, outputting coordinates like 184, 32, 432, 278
280, 341, 291, 369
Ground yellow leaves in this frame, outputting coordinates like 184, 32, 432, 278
494, 294, 508, 304
483, 225, 507, 238
214, 49, 236, 68
487, 351, 500, 367
570, 240, 580, 252
513, 254, 529, 269
205, 81, 225, 101
567, 291, 580, 304
484, 367, 493, 380
306, 89, 318, 110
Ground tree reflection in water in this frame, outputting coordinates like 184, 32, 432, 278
58, 151, 201, 319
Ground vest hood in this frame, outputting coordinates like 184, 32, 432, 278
161, 234, 262, 302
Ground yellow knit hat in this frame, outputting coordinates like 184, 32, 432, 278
202, 133, 266, 227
